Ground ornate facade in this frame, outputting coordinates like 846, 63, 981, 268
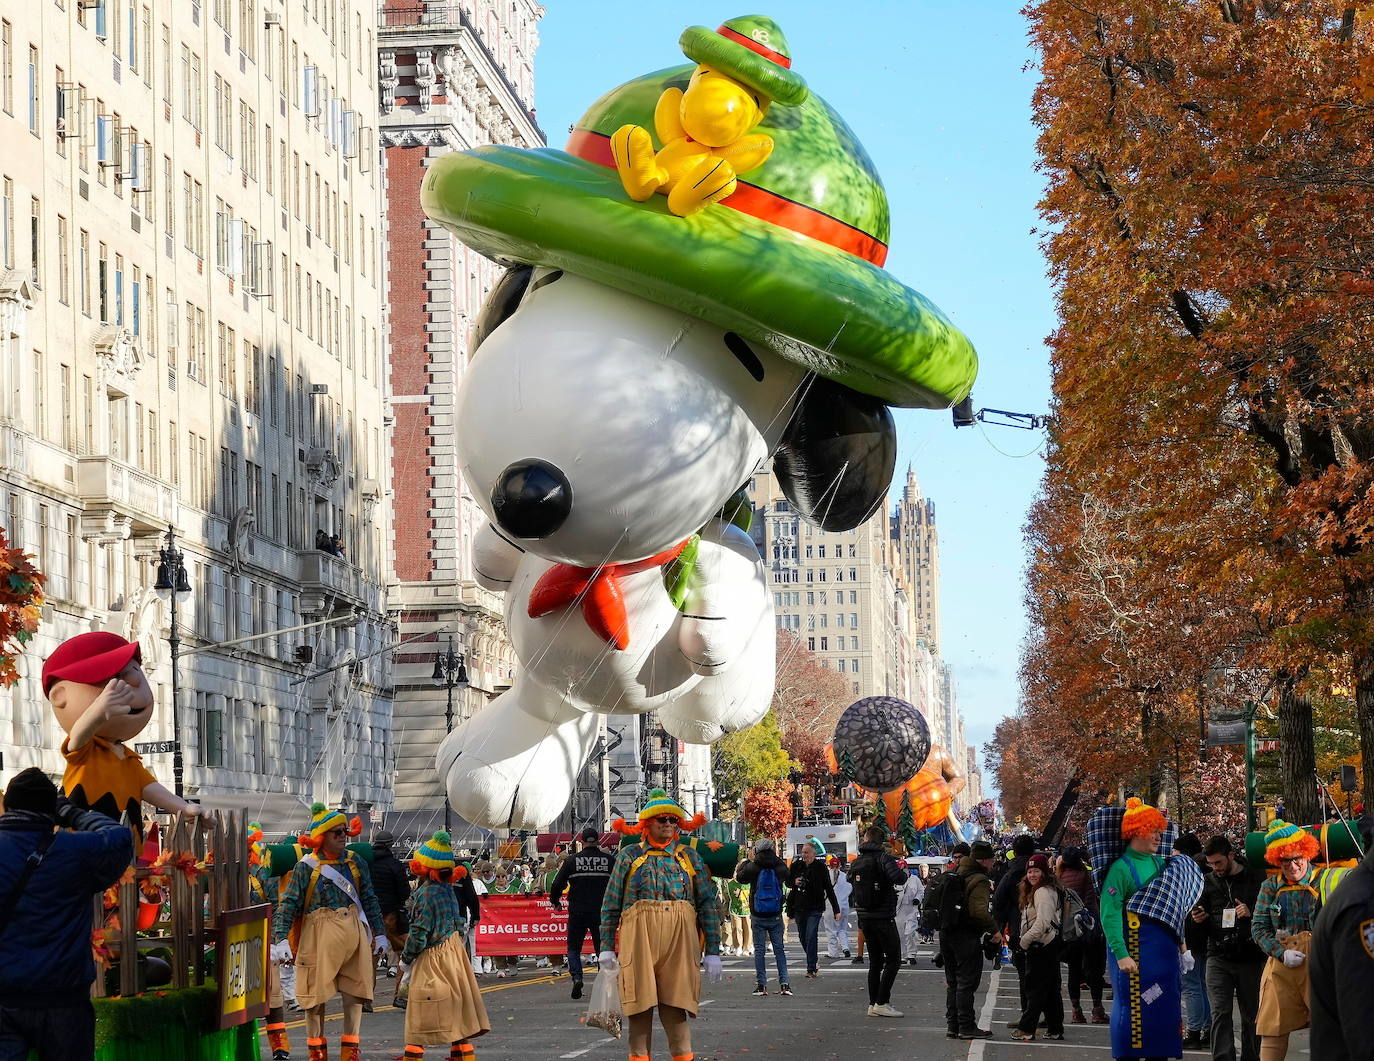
378, 0, 542, 840
0, 0, 394, 831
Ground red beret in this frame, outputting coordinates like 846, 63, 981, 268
41, 632, 142, 697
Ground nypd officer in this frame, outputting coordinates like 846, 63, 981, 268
1309, 819, 1374, 1061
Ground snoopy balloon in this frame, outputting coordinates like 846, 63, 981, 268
421, 15, 979, 829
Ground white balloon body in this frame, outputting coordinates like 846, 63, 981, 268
438, 272, 806, 829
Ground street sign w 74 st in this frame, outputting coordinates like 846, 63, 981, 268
134, 740, 180, 755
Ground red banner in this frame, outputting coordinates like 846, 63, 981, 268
474, 895, 594, 956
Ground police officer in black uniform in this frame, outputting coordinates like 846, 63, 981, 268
550, 827, 614, 999
1309, 816, 1374, 1061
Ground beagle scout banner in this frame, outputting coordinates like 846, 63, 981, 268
474, 895, 595, 956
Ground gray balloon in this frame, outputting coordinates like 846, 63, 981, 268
832, 696, 932, 792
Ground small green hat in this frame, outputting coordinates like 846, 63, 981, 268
679, 15, 808, 107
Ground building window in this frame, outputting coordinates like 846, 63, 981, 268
1, 20, 12, 115
806, 637, 814, 651
29, 197, 39, 285
56, 216, 68, 304
838, 659, 846, 673
819, 637, 828, 651
27, 45, 38, 134
1, 177, 11, 269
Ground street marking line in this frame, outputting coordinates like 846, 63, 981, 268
967, 967, 1002, 1061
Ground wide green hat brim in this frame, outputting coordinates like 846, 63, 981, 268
420, 79, 977, 408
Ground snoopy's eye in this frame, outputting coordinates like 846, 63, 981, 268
724, 332, 764, 382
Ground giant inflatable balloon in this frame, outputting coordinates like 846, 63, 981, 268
824, 733, 966, 835
421, 15, 978, 829
832, 696, 932, 793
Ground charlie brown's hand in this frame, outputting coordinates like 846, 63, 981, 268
92, 679, 139, 720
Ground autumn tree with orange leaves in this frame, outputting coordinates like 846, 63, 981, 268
1006, 1, 1374, 827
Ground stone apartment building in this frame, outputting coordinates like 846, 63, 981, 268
377, 0, 543, 840
0, 0, 393, 828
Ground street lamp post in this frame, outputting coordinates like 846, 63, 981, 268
431, 636, 469, 835
152, 524, 193, 798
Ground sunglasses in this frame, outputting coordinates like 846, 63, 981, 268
1278, 856, 1307, 864
650, 815, 679, 824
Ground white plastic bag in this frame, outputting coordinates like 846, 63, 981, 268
585, 970, 623, 1039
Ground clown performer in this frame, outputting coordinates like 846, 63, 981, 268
1086, 798, 1203, 1061
1251, 821, 1321, 1061
271, 803, 387, 1061
42, 632, 202, 837
600, 790, 722, 1061
399, 831, 490, 1061
248, 822, 292, 1061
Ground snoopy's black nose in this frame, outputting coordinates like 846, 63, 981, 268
491, 460, 572, 540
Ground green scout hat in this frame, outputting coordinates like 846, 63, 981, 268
420, 16, 977, 410
678, 15, 808, 106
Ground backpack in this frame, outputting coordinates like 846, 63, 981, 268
848, 853, 897, 914
753, 866, 783, 916
1059, 886, 1097, 943
936, 869, 969, 931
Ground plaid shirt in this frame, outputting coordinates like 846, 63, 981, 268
1127, 851, 1203, 945
400, 879, 466, 966
1252, 870, 1320, 960
272, 852, 385, 942
1085, 806, 1179, 894
600, 842, 721, 955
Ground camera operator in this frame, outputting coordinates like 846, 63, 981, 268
0, 768, 133, 1060
1195, 835, 1266, 1061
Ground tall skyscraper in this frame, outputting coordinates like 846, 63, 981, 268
891, 465, 942, 654
0, 0, 393, 826
379, 0, 544, 836
750, 469, 900, 699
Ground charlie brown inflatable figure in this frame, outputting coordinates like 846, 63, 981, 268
42, 631, 201, 835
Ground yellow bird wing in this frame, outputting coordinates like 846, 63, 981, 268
653, 87, 687, 145
714, 133, 774, 177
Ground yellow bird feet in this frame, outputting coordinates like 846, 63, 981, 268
667, 156, 739, 217
610, 124, 666, 201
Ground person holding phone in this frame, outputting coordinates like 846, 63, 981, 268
1196, 835, 1266, 1061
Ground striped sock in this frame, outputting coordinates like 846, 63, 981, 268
306, 1038, 328, 1061
339, 1033, 361, 1061
450, 1043, 476, 1059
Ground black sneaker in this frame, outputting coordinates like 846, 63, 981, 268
752, 983, 768, 996
361, 1000, 374, 1013
1183, 1032, 1202, 1050
946, 1028, 960, 1039
960, 1027, 993, 1039
843, 949, 852, 958
779, 983, 793, 996
850, 956, 864, 965
272, 1052, 291, 1061
570, 980, 583, 1000
906, 956, 918, 966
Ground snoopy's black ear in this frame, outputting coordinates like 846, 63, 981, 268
773, 376, 897, 531
471, 264, 534, 354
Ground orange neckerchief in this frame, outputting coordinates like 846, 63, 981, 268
527, 539, 691, 650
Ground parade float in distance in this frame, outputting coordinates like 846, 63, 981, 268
418, 13, 979, 836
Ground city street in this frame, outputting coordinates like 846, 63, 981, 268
265, 940, 1312, 1060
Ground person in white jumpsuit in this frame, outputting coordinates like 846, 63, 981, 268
824, 857, 853, 959
898, 862, 926, 964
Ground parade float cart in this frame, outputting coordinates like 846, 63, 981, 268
78, 810, 262, 1061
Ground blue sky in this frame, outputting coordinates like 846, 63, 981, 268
533, 4, 1054, 790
